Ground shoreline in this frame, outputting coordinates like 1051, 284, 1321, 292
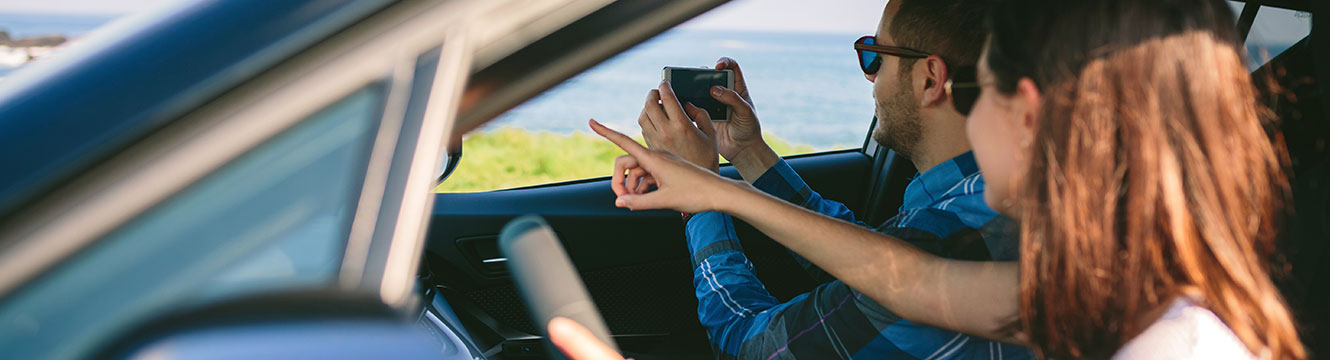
0, 30, 69, 77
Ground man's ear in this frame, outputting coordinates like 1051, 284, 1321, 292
920, 55, 950, 108
1014, 77, 1042, 148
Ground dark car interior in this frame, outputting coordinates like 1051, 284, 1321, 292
422, 1, 1330, 359
1254, 1, 1330, 356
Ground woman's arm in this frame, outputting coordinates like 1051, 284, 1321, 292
590, 119, 1025, 343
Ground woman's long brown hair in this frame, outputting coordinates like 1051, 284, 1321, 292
986, 1, 1306, 358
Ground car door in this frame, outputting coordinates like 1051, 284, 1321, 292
422, 1, 913, 357
0, 0, 523, 358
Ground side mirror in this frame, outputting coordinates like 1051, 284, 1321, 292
437, 146, 462, 185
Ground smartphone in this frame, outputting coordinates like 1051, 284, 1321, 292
662, 66, 735, 121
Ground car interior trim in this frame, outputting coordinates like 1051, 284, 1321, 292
341, 54, 420, 290
1237, 1, 1261, 42
377, 31, 474, 307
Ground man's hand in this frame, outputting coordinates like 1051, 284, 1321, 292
639, 81, 720, 173
710, 58, 779, 182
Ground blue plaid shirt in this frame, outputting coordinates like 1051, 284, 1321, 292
685, 152, 1034, 359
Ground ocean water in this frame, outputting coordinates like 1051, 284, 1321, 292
484, 29, 877, 150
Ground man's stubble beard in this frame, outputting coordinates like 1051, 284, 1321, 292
871, 71, 922, 159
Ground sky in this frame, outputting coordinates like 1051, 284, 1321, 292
683, 0, 885, 34
0, 0, 180, 15
0, 0, 888, 35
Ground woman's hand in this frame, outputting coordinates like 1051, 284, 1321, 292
548, 317, 627, 360
590, 119, 744, 214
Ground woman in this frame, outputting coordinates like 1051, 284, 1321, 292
554, 0, 1305, 358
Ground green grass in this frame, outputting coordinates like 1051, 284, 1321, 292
434, 127, 819, 193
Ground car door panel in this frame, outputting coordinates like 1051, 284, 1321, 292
424, 149, 871, 348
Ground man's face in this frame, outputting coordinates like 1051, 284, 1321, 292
867, 5, 923, 159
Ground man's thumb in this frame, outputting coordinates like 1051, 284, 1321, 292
710, 86, 755, 120
684, 102, 716, 138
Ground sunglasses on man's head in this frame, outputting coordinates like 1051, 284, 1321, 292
853, 35, 979, 115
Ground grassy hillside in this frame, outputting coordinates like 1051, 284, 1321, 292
434, 128, 820, 193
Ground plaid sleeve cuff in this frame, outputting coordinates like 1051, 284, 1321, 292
752, 158, 814, 207
685, 211, 744, 267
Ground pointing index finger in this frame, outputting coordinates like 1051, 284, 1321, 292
589, 119, 651, 160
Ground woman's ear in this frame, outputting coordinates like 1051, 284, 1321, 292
1015, 77, 1042, 148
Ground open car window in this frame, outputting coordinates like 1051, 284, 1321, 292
437, 0, 880, 193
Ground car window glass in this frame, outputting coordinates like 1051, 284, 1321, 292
1244, 5, 1312, 70
1227, 1, 1245, 23
0, 85, 384, 360
437, 0, 878, 192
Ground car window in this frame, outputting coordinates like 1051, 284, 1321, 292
436, 0, 878, 192
0, 85, 384, 360
1244, 5, 1312, 70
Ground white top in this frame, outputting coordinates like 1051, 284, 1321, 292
1112, 297, 1258, 359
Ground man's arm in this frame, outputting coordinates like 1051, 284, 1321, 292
686, 212, 1025, 359
686, 212, 894, 358
719, 185, 1024, 344
684, 211, 779, 354
592, 120, 1023, 344
747, 158, 872, 283
750, 158, 872, 229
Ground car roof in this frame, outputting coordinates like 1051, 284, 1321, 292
0, 0, 393, 217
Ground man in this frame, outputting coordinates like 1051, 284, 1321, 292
632, 1, 1035, 359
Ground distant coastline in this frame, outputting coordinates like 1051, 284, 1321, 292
0, 30, 67, 71
0, 12, 115, 78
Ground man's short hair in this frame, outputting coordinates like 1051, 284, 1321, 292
889, 0, 991, 71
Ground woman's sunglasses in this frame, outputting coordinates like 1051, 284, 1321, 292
853, 35, 979, 115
